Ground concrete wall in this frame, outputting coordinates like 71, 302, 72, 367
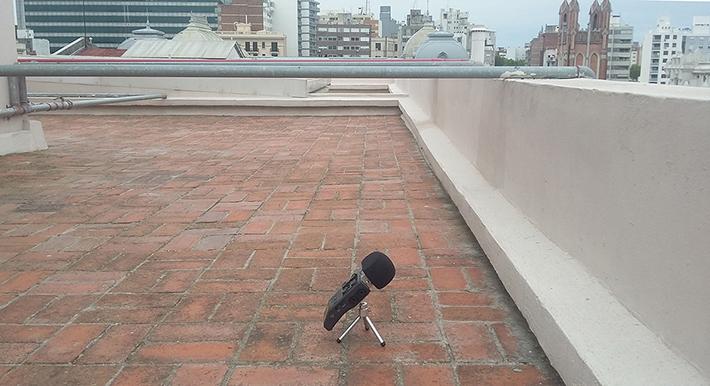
395, 78, 710, 384
0, 0, 46, 156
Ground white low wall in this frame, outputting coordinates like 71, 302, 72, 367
0, 1, 46, 156
395, 78, 710, 385
27, 77, 329, 98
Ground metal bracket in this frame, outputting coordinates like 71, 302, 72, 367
8, 76, 28, 106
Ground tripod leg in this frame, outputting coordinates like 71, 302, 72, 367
364, 316, 386, 347
337, 315, 361, 343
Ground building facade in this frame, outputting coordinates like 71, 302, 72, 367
667, 51, 710, 87
219, 0, 274, 32
528, 25, 560, 66
316, 12, 370, 57
606, 15, 634, 81
353, 13, 379, 38
470, 25, 496, 65
23, 0, 228, 52
440, 8, 470, 50
371, 36, 398, 58
558, 0, 611, 79
218, 22, 286, 56
684, 16, 710, 55
640, 17, 685, 84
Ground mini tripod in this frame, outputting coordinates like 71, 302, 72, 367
336, 302, 385, 347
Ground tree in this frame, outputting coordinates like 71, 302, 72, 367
629, 64, 641, 82
495, 55, 527, 67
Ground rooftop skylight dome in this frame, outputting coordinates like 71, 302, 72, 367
117, 20, 167, 50
415, 31, 469, 60
173, 15, 223, 42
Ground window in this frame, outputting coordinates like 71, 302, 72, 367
253, 42, 258, 50
262, 42, 266, 49
271, 42, 278, 52
375, 43, 381, 50
245, 42, 251, 51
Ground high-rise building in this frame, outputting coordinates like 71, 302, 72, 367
22, 0, 229, 52
271, 0, 319, 56
379, 6, 399, 38
401, 9, 434, 48
631, 41, 641, 65
440, 8, 470, 49
558, 0, 612, 79
640, 17, 685, 84
219, 0, 274, 32
316, 11, 370, 58
607, 15, 634, 81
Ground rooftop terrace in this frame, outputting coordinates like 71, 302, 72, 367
0, 115, 561, 385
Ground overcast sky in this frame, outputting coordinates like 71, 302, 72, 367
318, 0, 710, 47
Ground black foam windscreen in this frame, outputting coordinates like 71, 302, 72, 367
361, 252, 396, 289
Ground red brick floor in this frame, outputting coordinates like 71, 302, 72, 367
0, 115, 562, 385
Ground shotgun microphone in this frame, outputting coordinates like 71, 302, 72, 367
323, 252, 396, 331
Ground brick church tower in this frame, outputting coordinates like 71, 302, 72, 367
558, 0, 611, 79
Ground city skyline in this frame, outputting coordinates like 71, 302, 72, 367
318, 0, 710, 47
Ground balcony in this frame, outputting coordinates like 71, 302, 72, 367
2, 48, 710, 386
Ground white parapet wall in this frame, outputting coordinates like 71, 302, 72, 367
394, 78, 710, 385
0, 1, 47, 156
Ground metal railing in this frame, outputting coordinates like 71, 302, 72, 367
0, 61, 596, 118
0, 94, 166, 119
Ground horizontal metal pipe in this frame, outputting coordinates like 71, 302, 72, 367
19, 57, 472, 65
0, 63, 596, 79
37, 61, 480, 67
0, 94, 165, 118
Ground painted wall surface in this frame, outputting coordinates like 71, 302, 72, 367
397, 78, 710, 378
1, 0, 23, 134
271, 0, 298, 57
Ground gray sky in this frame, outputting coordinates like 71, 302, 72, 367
318, 0, 710, 47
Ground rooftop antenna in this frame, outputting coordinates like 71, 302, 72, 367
426, 0, 430, 16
